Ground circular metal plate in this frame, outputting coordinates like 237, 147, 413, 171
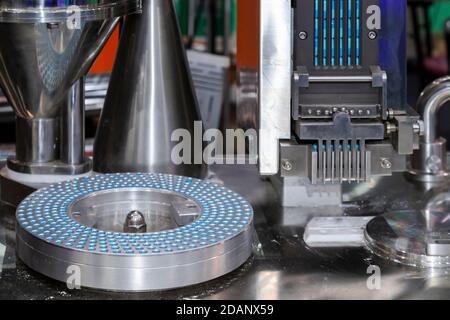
16, 173, 254, 291
0, 0, 141, 23
365, 210, 450, 268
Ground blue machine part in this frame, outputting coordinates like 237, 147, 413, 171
314, 0, 362, 67
16, 173, 254, 291
17, 173, 253, 256
347, 0, 352, 66
309, 0, 407, 108
315, 0, 320, 66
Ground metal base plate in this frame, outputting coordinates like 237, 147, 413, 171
0, 166, 93, 207
16, 173, 254, 291
365, 210, 450, 268
7, 157, 93, 176
406, 170, 450, 183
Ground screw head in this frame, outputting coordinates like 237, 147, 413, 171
281, 160, 293, 172
368, 31, 377, 40
380, 158, 392, 169
299, 31, 308, 40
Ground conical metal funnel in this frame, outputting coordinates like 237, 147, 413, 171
0, 20, 118, 120
94, 0, 206, 178
0, 1, 141, 174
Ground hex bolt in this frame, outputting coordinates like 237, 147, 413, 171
281, 160, 293, 172
380, 158, 392, 169
299, 31, 308, 40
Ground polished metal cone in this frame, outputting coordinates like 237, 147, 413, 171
94, 0, 206, 178
0, 20, 119, 120
0, 1, 141, 120
0, 1, 141, 173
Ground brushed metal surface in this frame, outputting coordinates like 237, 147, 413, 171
94, 0, 206, 178
258, 0, 292, 175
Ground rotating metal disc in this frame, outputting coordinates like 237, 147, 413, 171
365, 210, 450, 268
16, 173, 254, 291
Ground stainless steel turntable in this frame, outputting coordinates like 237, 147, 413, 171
16, 173, 254, 291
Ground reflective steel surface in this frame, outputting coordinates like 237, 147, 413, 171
258, 0, 292, 175
3, 164, 450, 299
15, 173, 253, 291
366, 210, 450, 268
0, 1, 140, 175
94, 0, 205, 178
410, 77, 450, 182
0, 0, 141, 23
0, 20, 119, 120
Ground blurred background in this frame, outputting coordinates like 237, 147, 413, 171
0, 0, 449, 156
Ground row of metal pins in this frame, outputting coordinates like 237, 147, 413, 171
316, 139, 367, 183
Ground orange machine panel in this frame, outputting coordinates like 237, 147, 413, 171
237, 0, 259, 70
90, 27, 120, 74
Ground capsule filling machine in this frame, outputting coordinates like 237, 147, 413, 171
0, 0, 450, 296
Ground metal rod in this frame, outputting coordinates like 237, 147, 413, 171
61, 78, 85, 165
308, 75, 372, 83
15, 117, 58, 163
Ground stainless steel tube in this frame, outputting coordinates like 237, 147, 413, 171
15, 117, 58, 163
61, 79, 85, 165
419, 76, 450, 143
409, 77, 450, 182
